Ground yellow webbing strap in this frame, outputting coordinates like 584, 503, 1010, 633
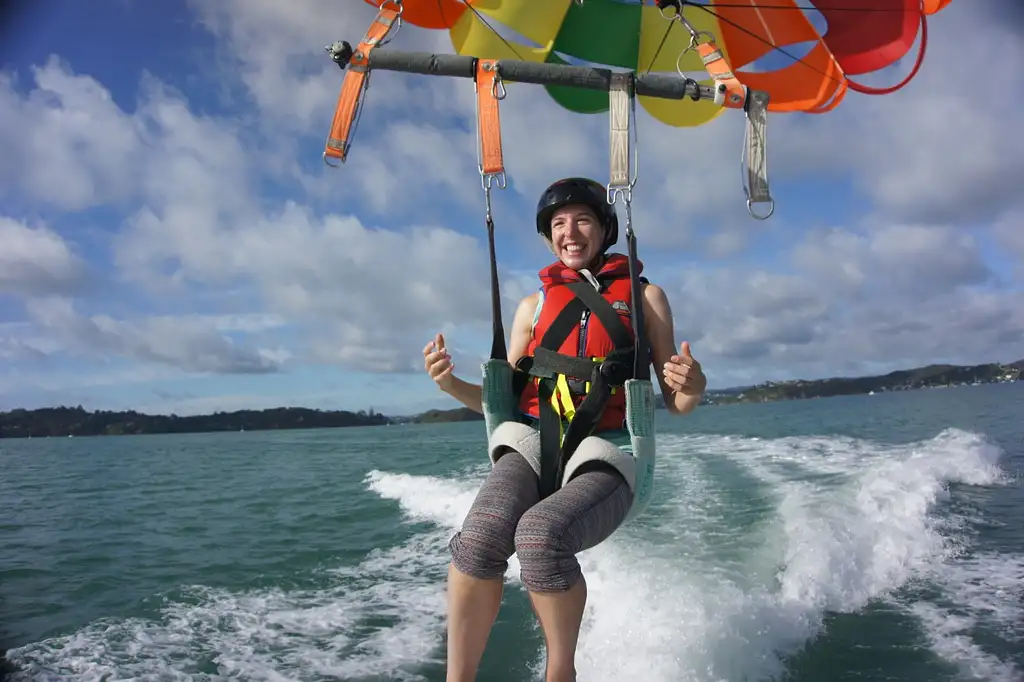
543, 356, 626, 445
551, 374, 576, 446
553, 375, 576, 418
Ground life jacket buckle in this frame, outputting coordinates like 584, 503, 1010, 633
599, 359, 631, 386
566, 377, 588, 394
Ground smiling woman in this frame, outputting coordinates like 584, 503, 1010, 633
422, 174, 708, 682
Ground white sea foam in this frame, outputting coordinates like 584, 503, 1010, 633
366, 427, 1018, 682
8, 428, 1018, 681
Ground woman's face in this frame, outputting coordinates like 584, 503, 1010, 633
549, 203, 604, 270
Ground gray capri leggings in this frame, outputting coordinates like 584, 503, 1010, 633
448, 450, 633, 592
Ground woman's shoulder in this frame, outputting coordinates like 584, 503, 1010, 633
512, 291, 542, 326
517, 290, 541, 313
640, 280, 672, 312
640, 279, 665, 297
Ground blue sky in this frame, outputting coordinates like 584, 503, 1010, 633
1, 0, 1022, 417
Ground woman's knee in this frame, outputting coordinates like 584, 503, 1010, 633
513, 464, 632, 593
449, 452, 540, 580
448, 526, 514, 580
513, 507, 583, 592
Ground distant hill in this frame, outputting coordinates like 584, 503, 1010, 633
0, 405, 390, 439
0, 403, 486, 439
402, 408, 485, 424
1, 359, 1020, 438
700, 359, 1023, 405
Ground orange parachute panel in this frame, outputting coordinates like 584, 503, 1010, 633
923, 0, 953, 14
710, 0, 843, 112
361, 0, 469, 29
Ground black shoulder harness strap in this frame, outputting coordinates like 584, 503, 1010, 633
513, 276, 639, 498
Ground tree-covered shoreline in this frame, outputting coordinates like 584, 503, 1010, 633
2, 359, 1020, 439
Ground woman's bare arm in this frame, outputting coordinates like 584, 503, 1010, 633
642, 283, 703, 414
438, 292, 538, 413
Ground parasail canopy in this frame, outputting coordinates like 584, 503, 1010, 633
360, 0, 953, 128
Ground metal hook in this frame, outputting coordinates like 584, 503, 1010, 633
492, 76, 506, 101
482, 171, 507, 192
376, 0, 403, 47
747, 198, 775, 220
657, 0, 683, 21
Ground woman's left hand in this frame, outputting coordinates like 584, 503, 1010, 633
662, 341, 706, 395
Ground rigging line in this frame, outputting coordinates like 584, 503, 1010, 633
435, 0, 455, 29
683, 1, 925, 12
644, 20, 678, 74
427, 2, 916, 90
690, 2, 845, 86
459, 0, 528, 62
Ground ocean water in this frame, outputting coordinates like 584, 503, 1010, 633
2, 382, 1022, 682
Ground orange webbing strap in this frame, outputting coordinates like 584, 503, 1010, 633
476, 59, 508, 362
695, 40, 747, 109
323, 7, 400, 165
474, 59, 505, 179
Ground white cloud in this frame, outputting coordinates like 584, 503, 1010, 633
791, 223, 993, 298
0, 60, 141, 211
184, 0, 449, 130
763, 6, 1024, 226
0, 1, 1021, 411
665, 218, 1022, 384
0, 216, 89, 296
23, 297, 287, 374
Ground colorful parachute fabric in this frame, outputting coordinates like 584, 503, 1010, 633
361, 0, 954, 127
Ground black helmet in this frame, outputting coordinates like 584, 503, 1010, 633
535, 177, 618, 251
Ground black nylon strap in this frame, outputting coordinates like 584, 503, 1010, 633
530, 346, 635, 385
626, 234, 650, 381
537, 379, 561, 499
558, 365, 610, 466
564, 281, 634, 352
486, 215, 507, 361
534, 363, 611, 501
511, 355, 533, 396
539, 295, 586, 351
531, 347, 597, 381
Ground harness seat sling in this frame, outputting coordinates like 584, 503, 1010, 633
481, 277, 658, 526
475, 68, 657, 525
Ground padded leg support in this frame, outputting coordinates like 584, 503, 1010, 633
481, 358, 517, 442
489, 421, 638, 499
622, 378, 656, 524
481, 365, 657, 526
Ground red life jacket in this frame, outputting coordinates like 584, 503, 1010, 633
517, 253, 642, 433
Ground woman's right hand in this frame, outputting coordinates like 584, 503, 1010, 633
423, 332, 455, 391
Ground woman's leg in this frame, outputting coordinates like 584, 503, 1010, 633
446, 451, 540, 682
515, 462, 633, 682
